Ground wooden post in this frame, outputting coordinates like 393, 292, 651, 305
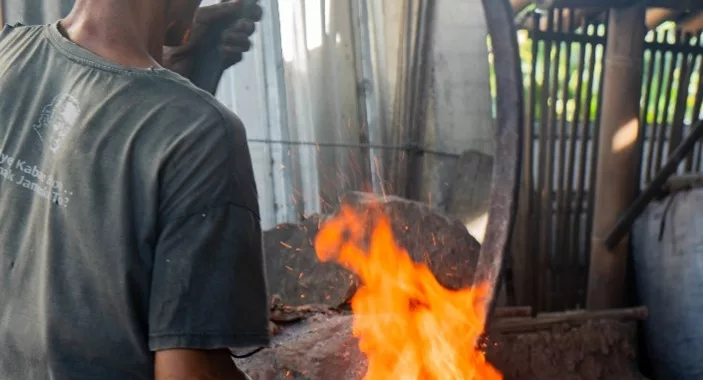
586, 6, 646, 310
586, 6, 646, 309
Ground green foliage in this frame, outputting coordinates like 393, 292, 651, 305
487, 25, 703, 125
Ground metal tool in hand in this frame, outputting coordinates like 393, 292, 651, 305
190, 0, 260, 95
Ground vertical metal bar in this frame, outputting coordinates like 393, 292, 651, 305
645, 30, 667, 182
554, 8, 575, 310
534, 7, 555, 312
636, 31, 657, 190
583, 21, 608, 307
671, 32, 694, 152
689, 34, 703, 172
543, 7, 564, 311
563, 14, 587, 310
653, 30, 683, 175
571, 18, 598, 308
541, 9, 563, 310
519, 11, 541, 308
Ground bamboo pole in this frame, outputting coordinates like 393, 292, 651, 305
586, 6, 646, 310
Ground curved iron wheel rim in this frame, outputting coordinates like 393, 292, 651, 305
475, 0, 524, 323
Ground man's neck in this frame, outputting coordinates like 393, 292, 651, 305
60, 0, 166, 69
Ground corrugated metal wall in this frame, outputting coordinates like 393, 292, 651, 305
208, 0, 496, 234
207, 0, 379, 230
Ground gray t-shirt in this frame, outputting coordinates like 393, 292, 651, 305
0, 23, 270, 379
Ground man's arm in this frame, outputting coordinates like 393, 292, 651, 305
155, 349, 250, 380
149, 111, 268, 380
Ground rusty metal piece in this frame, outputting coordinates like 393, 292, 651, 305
475, 0, 523, 324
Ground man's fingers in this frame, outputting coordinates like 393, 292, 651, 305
219, 46, 244, 66
195, 0, 246, 24
247, 5, 264, 22
220, 33, 252, 52
224, 19, 256, 36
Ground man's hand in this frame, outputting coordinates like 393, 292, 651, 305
163, 0, 263, 80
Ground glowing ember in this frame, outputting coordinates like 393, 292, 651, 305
315, 206, 502, 380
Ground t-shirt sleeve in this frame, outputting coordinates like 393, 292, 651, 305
148, 110, 270, 351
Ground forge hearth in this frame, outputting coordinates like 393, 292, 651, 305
235, 307, 647, 380
253, 194, 647, 379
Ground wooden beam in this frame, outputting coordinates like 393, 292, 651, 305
490, 306, 648, 334
535, 0, 703, 11
586, 6, 646, 310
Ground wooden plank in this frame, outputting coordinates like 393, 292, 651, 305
535, 0, 703, 10
490, 306, 648, 333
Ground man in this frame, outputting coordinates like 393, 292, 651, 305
0, 0, 269, 379
0, 0, 261, 85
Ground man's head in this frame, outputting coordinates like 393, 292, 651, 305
163, 0, 204, 47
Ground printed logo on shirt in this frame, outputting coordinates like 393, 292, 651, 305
32, 93, 81, 154
0, 93, 81, 207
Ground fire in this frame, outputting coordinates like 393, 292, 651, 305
315, 206, 502, 380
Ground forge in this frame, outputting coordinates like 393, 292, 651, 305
235, 305, 646, 380
249, 194, 648, 380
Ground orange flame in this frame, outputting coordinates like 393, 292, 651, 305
315, 206, 502, 380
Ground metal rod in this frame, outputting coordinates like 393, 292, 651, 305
646, 30, 668, 183
563, 16, 587, 309
533, 7, 555, 312
571, 19, 598, 307
653, 30, 682, 175
669, 32, 694, 151
635, 33, 656, 190
515, 10, 541, 308
246, 138, 461, 158
543, 7, 563, 312
554, 8, 575, 310
604, 120, 703, 250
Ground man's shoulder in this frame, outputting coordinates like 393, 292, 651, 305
144, 74, 247, 146
0, 23, 43, 44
